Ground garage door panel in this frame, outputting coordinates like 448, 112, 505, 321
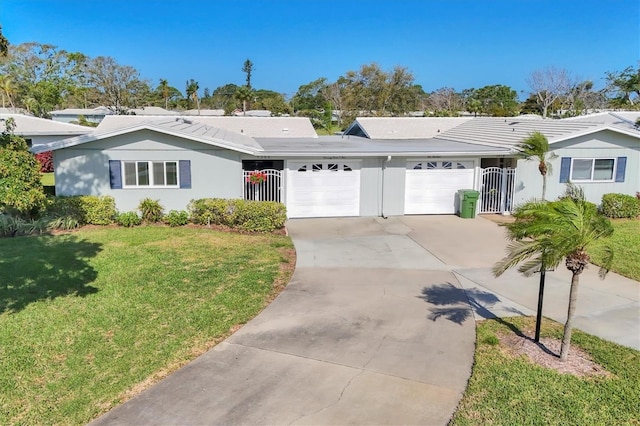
405, 162, 475, 215
287, 162, 361, 218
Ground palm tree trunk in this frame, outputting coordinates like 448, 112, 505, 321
542, 175, 547, 201
560, 272, 580, 360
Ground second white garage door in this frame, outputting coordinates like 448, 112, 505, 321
286, 161, 361, 218
405, 160, 475, 214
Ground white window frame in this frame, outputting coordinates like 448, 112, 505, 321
570, 158, 616, 182
121, 160, 179, 188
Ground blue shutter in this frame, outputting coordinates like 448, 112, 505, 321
615, 157, 626, 182
559, 157, 571, 183
109, 160, 122, 189
179, 160, 191, 189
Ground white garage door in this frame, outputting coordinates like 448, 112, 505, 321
405, 160, 475, 214
286, 161, 361, 218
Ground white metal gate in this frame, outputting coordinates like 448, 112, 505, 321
480, 167, 516, 214
243, 169, 282, 202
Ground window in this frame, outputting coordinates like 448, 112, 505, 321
570, 158, 615, 182
122, 161, 179, 187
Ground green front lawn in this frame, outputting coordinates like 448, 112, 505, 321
0, 226, 294, 424
590, 219, 640, 281
452, 317, 640, 425
40, 172, 55, 186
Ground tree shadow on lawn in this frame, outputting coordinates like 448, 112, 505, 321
0, 234, 102, 314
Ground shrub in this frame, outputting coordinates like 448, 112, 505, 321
188, 198, 286, 232
601, 193, 640, 218
138, 198, 164, 223
0, 214, 49, 237
78, 196, 116, 225
165, 210, 189, 227
117, 211, 141, 227
35, 151, 54, 173
45, 195, 116, 225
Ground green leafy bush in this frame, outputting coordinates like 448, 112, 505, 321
116, 211, 141, 227
138, 198, 164, 223
45, 195, 116, 225
188, 198, 286, 232
165, 210, 189, 227
601, 193, 640, 218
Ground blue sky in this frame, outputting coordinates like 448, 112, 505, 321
2, 0, 639, 99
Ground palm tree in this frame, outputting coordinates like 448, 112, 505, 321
185, 79, 200, 113
493, 186, 614, 361
159, 79, 169, 109
234, 85, 252, 116
0, 75, 16, 109
515, 131, 557, 200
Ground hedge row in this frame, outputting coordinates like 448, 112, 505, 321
601, 193, 640, 218
188, 198, 287, 232
41, 196, 287, 233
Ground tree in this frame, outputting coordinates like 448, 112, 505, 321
526, 67, 573, 118
234, 85, 253, 115
185, 79, 200, 112
605, 66, 640, 107
0, 74, 16, 108
85, 56, 148, 114
159, 79, 169, 109
465, 85, 519, 116
0, 118, 47, 217
493, 188, 613, 361
428, 87, 463, 116
242, 59, 254, 89
515, 131, 557, 200
0, 25, 8, 57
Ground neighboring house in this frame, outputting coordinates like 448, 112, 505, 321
1, 113, 92, 147
183, 109, 225, 116
129, 106, 176, 116
433, 113, 640, 207
50, 106, 114, 124
31, 114, 640, 218
344, 117, 473, 139
95, 115, 319, 138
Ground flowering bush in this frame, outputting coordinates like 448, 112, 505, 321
246, 171, 267, 184
35, 151, 54, 173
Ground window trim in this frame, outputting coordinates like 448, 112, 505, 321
121, 160, 180, 188
569, 157, 616, 182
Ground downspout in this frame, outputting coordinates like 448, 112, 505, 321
381, 155, 391, 219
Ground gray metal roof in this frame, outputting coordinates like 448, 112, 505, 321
433, 117, 635, 147
0, 113, 93, 135
256, 135, 511, 157
96, 115, 318, 138
32, 117, 262, 154
345, 117, 473, 139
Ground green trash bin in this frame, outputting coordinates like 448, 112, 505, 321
458, 189, 480, 219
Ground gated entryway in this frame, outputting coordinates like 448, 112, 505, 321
480, 167, 516, 214
243, 169, 282, 202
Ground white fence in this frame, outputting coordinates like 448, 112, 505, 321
243, 169, 282, 202
480, 167, 516, 214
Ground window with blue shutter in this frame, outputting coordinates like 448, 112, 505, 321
179, 160, 191, 189
559, 157, 571, 183
109, 160, 122, 189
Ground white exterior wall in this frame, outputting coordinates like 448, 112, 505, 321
53, 129, 243, 213
513, 130, 640, 206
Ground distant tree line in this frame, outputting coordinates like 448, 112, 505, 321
0, 35, 637, 129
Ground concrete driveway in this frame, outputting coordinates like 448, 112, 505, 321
91, 216, 477, 425
91, 215, 639, 425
